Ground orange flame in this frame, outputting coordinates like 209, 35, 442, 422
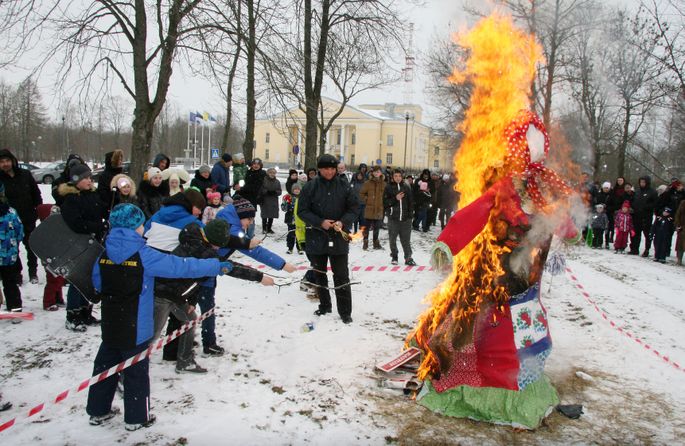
407, 13, 544, 380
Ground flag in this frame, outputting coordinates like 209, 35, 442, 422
202, 112, 209, 121
188, 111, 197, 123
209, 114, 217, 123
195, 111, 203, 123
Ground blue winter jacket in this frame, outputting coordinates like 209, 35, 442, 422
144, 203, 202, 252
0, 205, 24, 266
92, 227, 223, 347
216, 205, 286, 270
211, 161, 230, 193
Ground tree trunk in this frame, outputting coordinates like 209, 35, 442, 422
222, 43, 241, 151
130, 108, 154, 184
617, 100, 631, 178
242, 0, 256, 161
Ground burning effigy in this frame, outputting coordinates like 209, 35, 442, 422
406, 14, 580, 429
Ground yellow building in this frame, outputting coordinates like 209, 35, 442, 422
254, 97, 437, 170
427, 129, 458, 172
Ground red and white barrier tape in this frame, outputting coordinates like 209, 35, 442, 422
565, 267, 684, 374
0, 308, 215, 434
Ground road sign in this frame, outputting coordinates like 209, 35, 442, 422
376, 159, 382, 165
211, 148, 220, 159
293, 145, 300, 155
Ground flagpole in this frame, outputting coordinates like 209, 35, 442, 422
193, 120, 198, 167
186, 114, 190, 156
201, 123, 205, 166
208, 123, 212, 164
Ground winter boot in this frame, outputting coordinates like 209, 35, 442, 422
203, 344, 225, 356
175, 361, 208, 374
81, 305, 100, 326
89, 407, 121, 426
125, 415, 156, 432
362, 239, 369, 250
373, 239, 383, 250
65, 310, 87, 332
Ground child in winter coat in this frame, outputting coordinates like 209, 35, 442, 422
283, 183, 301, 254
110, 174, 138, 208
87, 203, 231, 431
0, 183, 24, 312
651, 207, 676, 263
37, 204, 66, 311
202, 192, 223, 224
614, 200, 634, 253
590, 204, 609, 249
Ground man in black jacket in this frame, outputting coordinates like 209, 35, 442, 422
384, 169, 415, 266
0, 148, 43, 283
630, 176, 658, 256
297, 154, 359, 324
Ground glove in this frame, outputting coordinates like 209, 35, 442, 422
630, 230, 636, 237
219, 261, 233, 275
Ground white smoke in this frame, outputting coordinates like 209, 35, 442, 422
508, 193, 588, 277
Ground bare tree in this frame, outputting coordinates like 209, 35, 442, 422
605, 10, 665, 178
1, 0, 206, 182
262, 0, 405, 169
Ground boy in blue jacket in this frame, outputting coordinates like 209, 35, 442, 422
0, 183, 24, 312
87, 204, 232, 431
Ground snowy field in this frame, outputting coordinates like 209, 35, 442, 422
1, 185, 684, 445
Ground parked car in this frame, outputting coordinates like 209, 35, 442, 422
32, 162, 66, 184
91, 162, 131, 184
18, 162, 39, 171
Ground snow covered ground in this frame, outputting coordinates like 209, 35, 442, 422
1, 185, 684, 445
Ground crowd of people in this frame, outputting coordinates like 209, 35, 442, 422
3, 144, 682, 429
583, 175, 685, 265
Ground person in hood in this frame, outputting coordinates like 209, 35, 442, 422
629, 176, 658, 256
258, 167, 281, 234
651, 207, 675, 263
110, 174, 138, 207
412, 169, 432, 232
656, 179, 685, 217
211, 153, 233, 194
0, 148, 42, 283
383, 168, 415, 266
86, 203, 232, 431
593, 181, 613, 248
96, 149, 124, 209
306, 167, 317, 181
137, 167, 170, 220
285, 169, 299, 195
58, 164, 107, 331
152, 153, 170, 171
613, 200, 634, 253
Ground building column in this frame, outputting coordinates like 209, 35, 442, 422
325, 129, 331, 154
340, 124, 346, 161
296, 126, 302, 167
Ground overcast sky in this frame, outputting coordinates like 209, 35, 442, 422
2, 0, 640, 127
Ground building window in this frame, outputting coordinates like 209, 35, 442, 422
386, 153, 393, 165
351, 133, 356, 145
387, 134, 394, 146
265, 132, 270, 143
337, 130, 341, 145
351, 154, 355, 165
265, 149, 270, 160
434, 146, 439, 155
434, 159, 439, 168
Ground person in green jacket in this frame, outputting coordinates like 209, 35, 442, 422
293, 185, 316, 298
231, 153, 248, 194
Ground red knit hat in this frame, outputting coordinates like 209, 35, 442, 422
622, 200, 631, 208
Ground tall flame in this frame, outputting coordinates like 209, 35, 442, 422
408, 14, 544, 380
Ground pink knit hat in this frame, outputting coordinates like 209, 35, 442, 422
207, 192, 221, 201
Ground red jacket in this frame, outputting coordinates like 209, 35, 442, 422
614, 211, 633, 233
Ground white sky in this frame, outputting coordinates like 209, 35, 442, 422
1, 0, 641, 128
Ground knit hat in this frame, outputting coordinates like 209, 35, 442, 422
184, 189, 207, 211
317, 154, 338, 169
291, 182, 302, 192
233, 196, 256, 219
207, 191, 221, 201
602, 181, 611, 189
222, 193, 234, 205
69, 164, 92, 184
199, 165, 211, 175
147, 167, 162, 179
672, 179, 683, 189
204, 219, 231, 247
298, 173, 308, 183
109, 203, 145, 230
222, 153, 232, 163
664, 207, 672, 213
595, 203, 605, 210
622, 200, 631, 208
